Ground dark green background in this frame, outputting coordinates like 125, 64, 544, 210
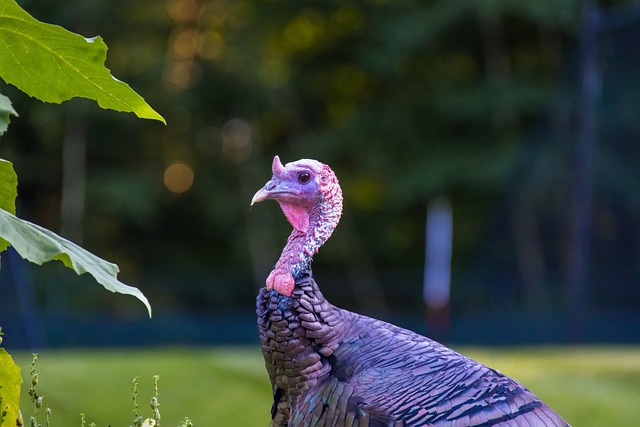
2, 0, 639, 347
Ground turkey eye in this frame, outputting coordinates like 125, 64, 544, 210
297, 172, 311, 184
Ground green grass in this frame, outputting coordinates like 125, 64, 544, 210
13, 347, 271, 426
11, 346, 640, 426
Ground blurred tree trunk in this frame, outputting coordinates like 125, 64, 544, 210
424, 197, 452, 342
479, 6, 548, 309
511, 195, 549, 311
60, 113, 86, 244
54, 112, 86, 318
478, 5, 515, 128
568, 0, 600, 339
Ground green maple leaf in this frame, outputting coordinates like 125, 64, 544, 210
0, 207, 152, 317
0, 0, 165, 124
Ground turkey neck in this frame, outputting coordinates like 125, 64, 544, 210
269, 187, 342, 296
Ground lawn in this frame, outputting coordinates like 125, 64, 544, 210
11, 346, 640, 426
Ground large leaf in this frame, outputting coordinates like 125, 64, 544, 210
0, 159, 16, 254
0, 0, 165, 124
0, 93, 17, 136
0, 208, 152, 316
0, 159, 16, 215
0, 348, 21, 427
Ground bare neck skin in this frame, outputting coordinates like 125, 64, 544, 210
267, 182, 342, 296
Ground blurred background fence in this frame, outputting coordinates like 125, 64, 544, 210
1, 0, 640, 349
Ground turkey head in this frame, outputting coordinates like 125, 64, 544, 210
251, 156, 343, 296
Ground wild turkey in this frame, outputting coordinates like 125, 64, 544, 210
251, 156, 570, 427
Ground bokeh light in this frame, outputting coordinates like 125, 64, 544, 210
221, 118, 252, 163
164, 161, 195, 193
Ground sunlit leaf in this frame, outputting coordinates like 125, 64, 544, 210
0, 348, 22, 427
0, 159, 16, 254
0, 208, 152, 317
0, 93, 17, 136
0, 159, 17, 215
0, 0, 165, 124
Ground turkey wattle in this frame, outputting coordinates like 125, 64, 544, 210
251, 156, 570, 427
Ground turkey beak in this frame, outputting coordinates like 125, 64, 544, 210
251, 180, 280, 206
251, 178, 297, 206
251, 186, 271, 206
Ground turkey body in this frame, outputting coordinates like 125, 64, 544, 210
253, 156, 569, 427
257, 269, 569, 427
